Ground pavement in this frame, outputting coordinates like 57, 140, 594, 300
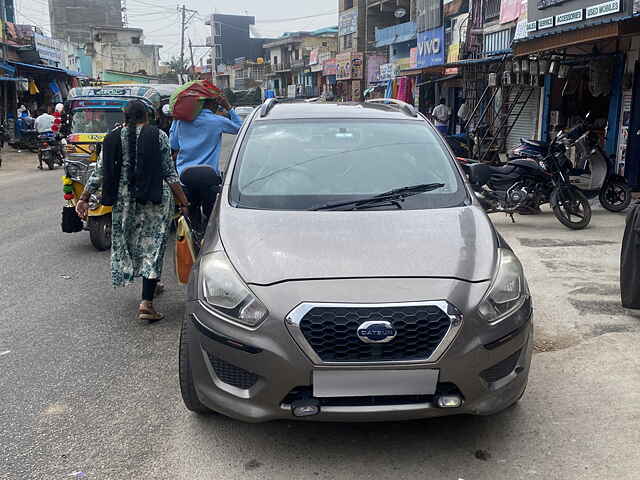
1, 141, 639, 480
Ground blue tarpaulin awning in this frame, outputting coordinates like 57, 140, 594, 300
9, 61, 67, 75
0, 61, 16, 75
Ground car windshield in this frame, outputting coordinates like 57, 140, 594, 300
230, 119, 466, 211
71, 109, 124, 134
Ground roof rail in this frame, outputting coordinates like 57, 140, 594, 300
365, 98, 418, 118
260, 97, 278, 118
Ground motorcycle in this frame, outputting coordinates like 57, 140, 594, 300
37, 133, 64, 170
509, 116, 632, 213
468, 130, 592, 230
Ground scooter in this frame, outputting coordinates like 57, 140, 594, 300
510, 115, 632, 212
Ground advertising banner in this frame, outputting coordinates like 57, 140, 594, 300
379, 63, 398, 81
367, 55, 387, 84
34, 33, 63, 65
336, 52, 352, 80
323, 58, 337, 76
417, 27, 445, 68
351, 53, 364, 80
339, 9, 358, 36
500, 0, 523, 23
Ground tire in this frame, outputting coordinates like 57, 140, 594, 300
599, 179, 632, 212
552, 186, 592, 230
44, 152, 55, 170
88, 214, 112, 251
179, 317, 214, 414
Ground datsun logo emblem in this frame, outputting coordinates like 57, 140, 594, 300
357, 321, 397, 344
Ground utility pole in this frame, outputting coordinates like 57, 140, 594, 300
210, 12, 217, 85
178, 4, 198, 84
189, 38, 196, 80
180, 5, 186, 83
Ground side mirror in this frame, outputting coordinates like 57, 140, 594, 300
468, 163, 491, 186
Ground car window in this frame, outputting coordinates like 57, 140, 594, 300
71, 109, 124, 133
230, 119, 466, 211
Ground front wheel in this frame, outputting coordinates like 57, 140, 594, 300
88, 214, 112, 251
552, 186, 592, 230
599, 179, 632, 212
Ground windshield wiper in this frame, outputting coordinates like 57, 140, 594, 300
310, 183, 446, 211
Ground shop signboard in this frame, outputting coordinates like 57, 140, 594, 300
339, 9, 358, 36
555, 8, 583, 24
323, 58, 337, 76
34, 33, 63, 65
336, 52, 352, 80
416, 27, 445, 68
528, 0, 631, 34
309, 49, 319, 65
409, 47, 418, 68
367, 54, 387, 83
379, 63, 398, 81
447, 43, 460, 64
351, 53, 364, 79
586, 0, 620, 18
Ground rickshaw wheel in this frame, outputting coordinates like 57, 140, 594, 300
89, 214, 112, 251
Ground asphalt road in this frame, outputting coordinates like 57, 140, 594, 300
1, 140, 639, 480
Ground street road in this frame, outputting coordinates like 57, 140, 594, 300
1, 139, 639, 479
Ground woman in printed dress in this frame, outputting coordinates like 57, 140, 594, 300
76, 100, 190, 322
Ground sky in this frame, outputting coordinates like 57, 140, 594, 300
15, 0, 338, 62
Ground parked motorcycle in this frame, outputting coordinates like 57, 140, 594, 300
37, 133, 64, 170
510, 115, 632, 213
12, 116, 40, 153
469, 130, 592, 230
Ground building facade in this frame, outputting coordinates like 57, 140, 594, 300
205, 14, 268, 73
85, 26, 161, 81
48, 0, 123, 43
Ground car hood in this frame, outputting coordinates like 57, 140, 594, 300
218, 206, 497, 285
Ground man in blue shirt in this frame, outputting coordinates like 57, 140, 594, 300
170, 97, 243, 231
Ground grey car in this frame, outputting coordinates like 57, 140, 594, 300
179, 99, 533, 423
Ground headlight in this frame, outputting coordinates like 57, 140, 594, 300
478, 249, 529, 324
200, 251, 268, 328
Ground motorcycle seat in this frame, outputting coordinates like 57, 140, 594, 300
521, 138, 548, 149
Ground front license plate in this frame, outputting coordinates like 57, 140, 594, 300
313, 369, 439, 398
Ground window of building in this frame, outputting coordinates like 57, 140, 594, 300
342, 34, 353, 50
294, 48, 300, 60
344, 0, 354, 9
274, 55, 278, 65
322, 41, 328, 47
131, 36, 140, 44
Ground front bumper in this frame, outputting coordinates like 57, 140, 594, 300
184, 290, 533, 423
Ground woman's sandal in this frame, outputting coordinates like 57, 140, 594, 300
138, 304, 165, 323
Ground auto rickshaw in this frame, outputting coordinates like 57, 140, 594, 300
61, 84, 177, 250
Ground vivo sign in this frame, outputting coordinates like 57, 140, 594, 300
417, 28, 445, 68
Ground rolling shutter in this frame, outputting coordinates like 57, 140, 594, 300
507, 87, 541, 150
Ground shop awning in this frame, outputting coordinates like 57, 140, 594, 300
513, 17, 639, 56
9, 61, 66, 75
375, 21, 417, 47
0, 76, 25, 82
0, 61, 16, 75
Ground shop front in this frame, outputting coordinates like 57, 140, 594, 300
515, 0, 639, 182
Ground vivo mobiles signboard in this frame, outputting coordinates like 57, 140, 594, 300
417, 27, 445, 68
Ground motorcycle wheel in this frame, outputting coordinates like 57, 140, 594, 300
552, 186, 592, 230
89, 214, 112, 251
599, 179, 632, 212
45, 154, 55, 170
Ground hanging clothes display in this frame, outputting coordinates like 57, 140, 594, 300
28, 80, 40, 95
49, 81, 63, 103
396, 77, 415, 104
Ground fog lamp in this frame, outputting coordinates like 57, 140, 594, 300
292, 399, 320, 417
436, 395, 463, 409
